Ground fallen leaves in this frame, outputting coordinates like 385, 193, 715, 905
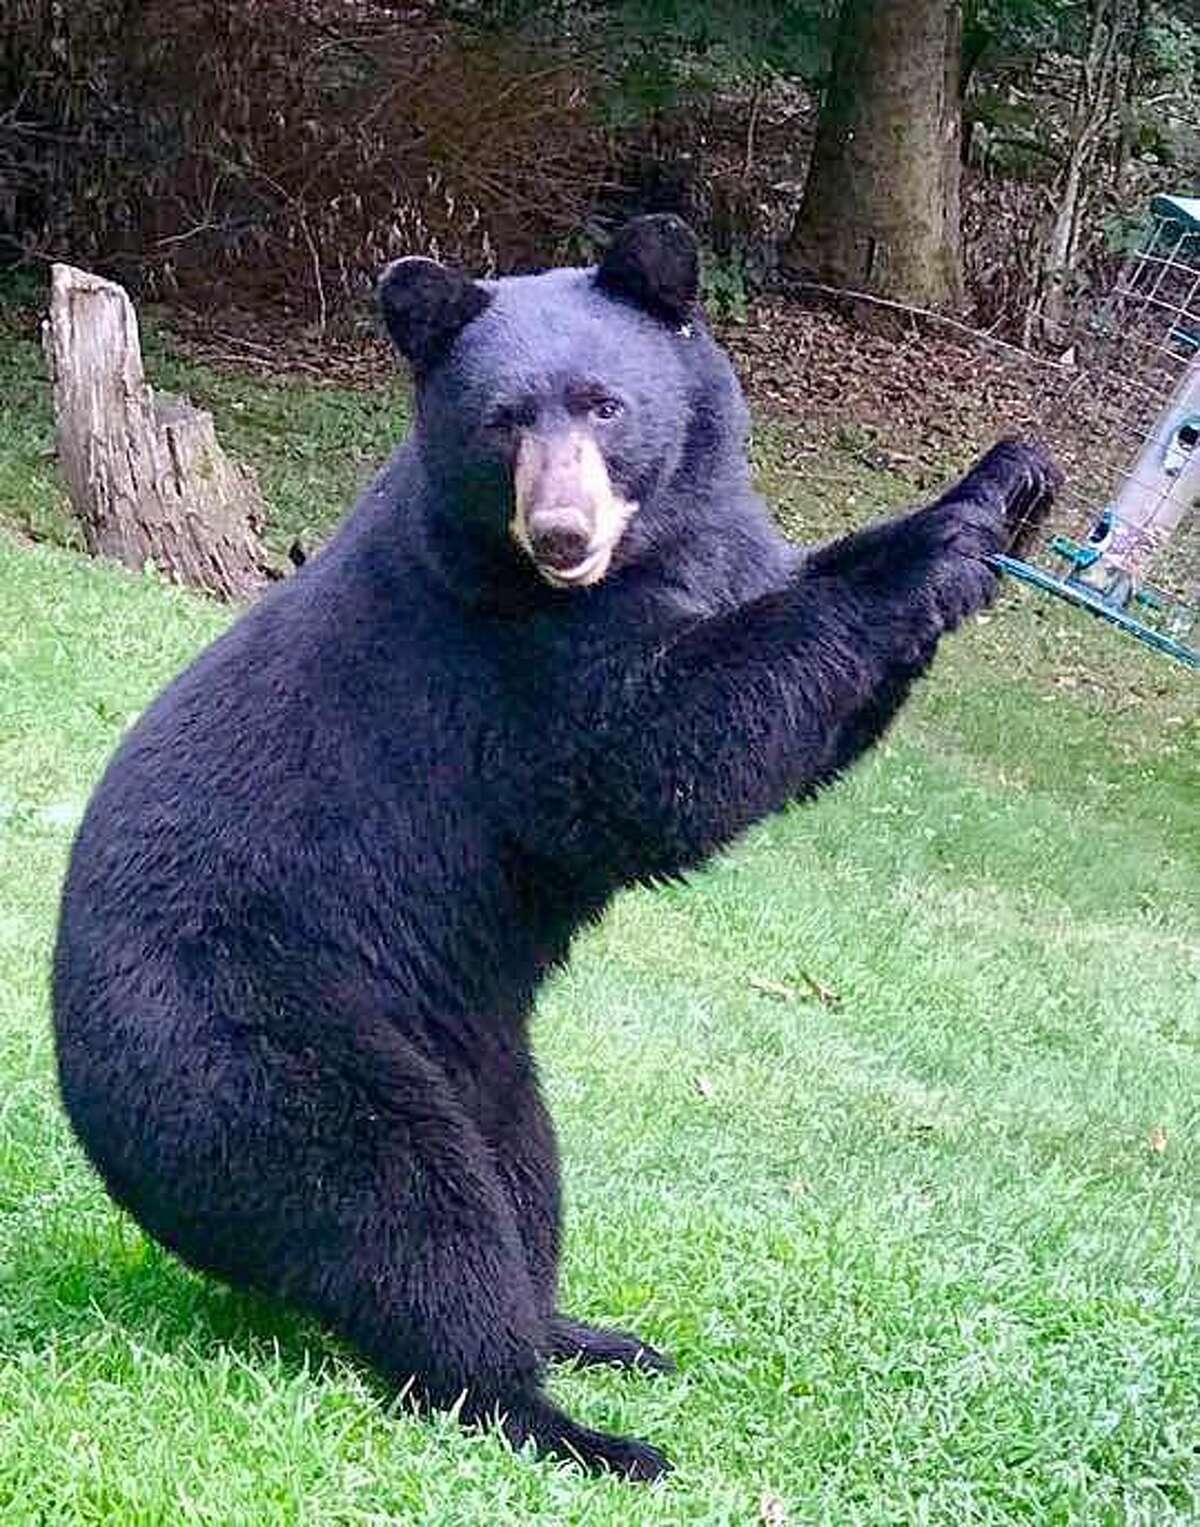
722, 295, 1053, 482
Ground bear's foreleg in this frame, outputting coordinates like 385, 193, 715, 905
567, 439, 1057, 883
802, 437, 1058, 610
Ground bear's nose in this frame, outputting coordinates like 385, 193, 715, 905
529, 521, 592, 571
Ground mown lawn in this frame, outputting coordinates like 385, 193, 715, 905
0, 307, 1197, 1524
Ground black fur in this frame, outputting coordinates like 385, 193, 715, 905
378, 257, 492, 375
53, 224, 1059, 1482
596, 213, 700, 327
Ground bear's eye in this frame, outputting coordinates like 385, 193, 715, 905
590, 397, 624, 423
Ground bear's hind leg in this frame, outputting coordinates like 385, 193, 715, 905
214, 1026, 672, 1481
489, 1063, 675, 1380
70, 1008, 671, 1482
309, 1125, 671, 1481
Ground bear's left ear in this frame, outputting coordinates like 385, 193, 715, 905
378, 257, 492, 374
596, 214, 700, 328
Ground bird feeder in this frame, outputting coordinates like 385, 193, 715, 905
998, 193, 1200, 667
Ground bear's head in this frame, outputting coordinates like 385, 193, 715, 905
378, 215, 750, 596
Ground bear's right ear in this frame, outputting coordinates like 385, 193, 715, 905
377, 257, 491, 375
596, 214, 700, 328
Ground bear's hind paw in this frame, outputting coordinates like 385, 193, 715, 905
547, 1314, 676, 1375
498, 1394, 672, 1482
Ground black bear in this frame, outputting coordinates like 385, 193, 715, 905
53, 215, 1058, 1482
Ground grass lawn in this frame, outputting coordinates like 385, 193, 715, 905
0, 306, 1198, 1523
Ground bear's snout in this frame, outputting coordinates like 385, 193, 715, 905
512, 429, 637, 588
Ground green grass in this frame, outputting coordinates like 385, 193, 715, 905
0, 321, 80, 550
1, 312, 1198, 1523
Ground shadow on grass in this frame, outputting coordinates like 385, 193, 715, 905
3, 1192, 365, 1391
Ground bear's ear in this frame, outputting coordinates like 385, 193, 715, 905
596, 214, 700, 328
377, 257, 491, 374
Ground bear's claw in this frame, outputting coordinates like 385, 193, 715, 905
966, 436, 1063, 555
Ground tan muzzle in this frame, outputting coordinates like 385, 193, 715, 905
511, 430, 636, 588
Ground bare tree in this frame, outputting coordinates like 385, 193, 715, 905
1023, 0, 1141, 348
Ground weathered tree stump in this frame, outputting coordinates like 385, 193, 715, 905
43, 263, 269, 600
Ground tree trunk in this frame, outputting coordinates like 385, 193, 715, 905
942, 1, 965, 309
784, 0, 964, 311
43, 263, 269, 600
